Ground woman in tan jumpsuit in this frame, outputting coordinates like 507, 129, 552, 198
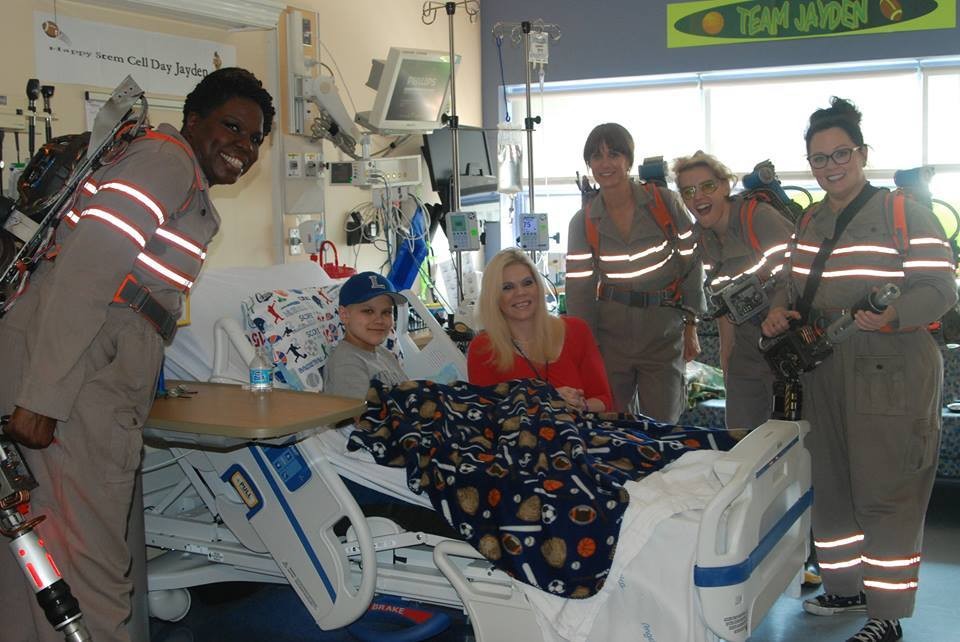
762, 97, 956, 642
672, 151, 793, 434
565, 123, 703, 421
0, 69, 274, 642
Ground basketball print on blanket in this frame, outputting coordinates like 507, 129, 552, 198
349, 379, 738, 598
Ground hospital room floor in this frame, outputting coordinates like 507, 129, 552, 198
149, 482, 960, 642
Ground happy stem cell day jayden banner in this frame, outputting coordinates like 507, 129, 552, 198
667, 0, 956, 48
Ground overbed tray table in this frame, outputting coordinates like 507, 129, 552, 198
140, 381, 376, 629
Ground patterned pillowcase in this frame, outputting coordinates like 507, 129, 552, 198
242, 285, 402, 392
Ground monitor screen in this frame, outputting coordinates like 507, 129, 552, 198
363, 47, 458, 133
421, 126, 493, 192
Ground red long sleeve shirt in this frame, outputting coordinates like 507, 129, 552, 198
467, 315, 613, 410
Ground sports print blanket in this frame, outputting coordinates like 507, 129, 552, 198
347, 379, 737, 599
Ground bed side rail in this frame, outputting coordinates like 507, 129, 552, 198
285, 438, 378, 628
695, 419, 812, 642
211, 316, 254, 384
396, 289, 468, 383
433, 539, 545, 642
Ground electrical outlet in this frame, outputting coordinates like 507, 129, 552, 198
288, 226, 303, 255
286, 153, 303, 178
303, 152, 319, 178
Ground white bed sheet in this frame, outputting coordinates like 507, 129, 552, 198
522, 450, 724, 642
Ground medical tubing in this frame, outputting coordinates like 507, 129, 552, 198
496, 35, 510, 122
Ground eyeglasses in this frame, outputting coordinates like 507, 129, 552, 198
807, 146, 861, 169
679, 179, 720, 200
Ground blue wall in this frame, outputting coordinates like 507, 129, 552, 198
480, 0, 960, 126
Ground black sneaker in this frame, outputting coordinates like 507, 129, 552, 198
846, 618, 902, 642
803, 591, 868, 615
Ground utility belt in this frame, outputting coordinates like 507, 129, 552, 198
111, 275, 178, 342
810, 308, 919, 334
596, 283, 671, 308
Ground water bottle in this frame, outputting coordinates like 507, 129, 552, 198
248, 343, 273, 392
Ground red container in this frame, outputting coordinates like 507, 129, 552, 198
311, 240, 356, 279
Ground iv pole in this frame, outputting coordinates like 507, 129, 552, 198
422, 0, 479, 302
490, 20, 561, 216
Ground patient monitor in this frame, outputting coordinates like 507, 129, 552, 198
356, 47, 460, 135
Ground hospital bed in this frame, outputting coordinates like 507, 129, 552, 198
147, 263, 812, 641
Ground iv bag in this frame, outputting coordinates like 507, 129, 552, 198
497, 123, 523, 195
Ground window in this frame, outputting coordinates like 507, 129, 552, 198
502, 56, 960, 246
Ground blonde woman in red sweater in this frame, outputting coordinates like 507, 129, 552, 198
467, 248, 613, 412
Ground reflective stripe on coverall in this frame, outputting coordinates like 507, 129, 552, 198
786, 189, 956, 618
699, 196, 792, 431
566, 181, 704, 421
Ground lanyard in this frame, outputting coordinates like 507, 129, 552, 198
513, 341, 549, 382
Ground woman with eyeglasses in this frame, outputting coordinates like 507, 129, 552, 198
762, 97, 956, 642
565, 123, 703, 421
672, 151, 793, 435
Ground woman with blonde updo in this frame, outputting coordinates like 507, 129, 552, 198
672, 151, 793, 433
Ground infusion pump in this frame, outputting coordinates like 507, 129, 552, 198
519, 213, 549, 251
446, 211, 481, 251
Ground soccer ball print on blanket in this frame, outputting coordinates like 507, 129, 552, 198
348, 379, 738, 598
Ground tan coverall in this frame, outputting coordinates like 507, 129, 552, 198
0, 124, 218, 642
699, 197, 792, 431
566, 181, 704, 421
779, 189, 956, 619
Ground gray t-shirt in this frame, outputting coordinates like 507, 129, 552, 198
323, 340, 407, 399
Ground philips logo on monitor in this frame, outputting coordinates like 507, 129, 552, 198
405, 76, 439, 88
358, 47, 461, 134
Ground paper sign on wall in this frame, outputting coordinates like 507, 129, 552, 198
34, 12, 236, 95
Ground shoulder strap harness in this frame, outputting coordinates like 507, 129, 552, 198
109, 129, 204, 342
583, 183, 684, 300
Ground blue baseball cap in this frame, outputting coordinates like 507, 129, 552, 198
339, 272, 406, 307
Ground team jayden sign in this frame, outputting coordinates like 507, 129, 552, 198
667, 0, 956, 47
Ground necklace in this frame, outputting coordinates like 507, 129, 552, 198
512, 339, 549, 382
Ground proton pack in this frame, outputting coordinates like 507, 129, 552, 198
892, 165, 960, 347
0, 76, 146, 315
702, 160, 801, 323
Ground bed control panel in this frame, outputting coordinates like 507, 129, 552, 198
261, 444, 312, 492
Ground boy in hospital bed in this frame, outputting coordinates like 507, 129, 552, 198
324, 272, 407, 399
322, 272, 456, 532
